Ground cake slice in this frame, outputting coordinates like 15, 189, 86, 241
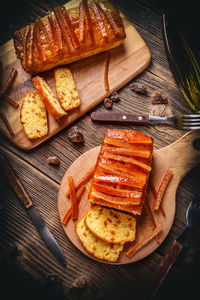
32, 75, 67, 119
88, 129, 154, 215
76, 216, 123, 262
54, 67, 80, 111
85, 205, 136, 244
20, 92, 48, 139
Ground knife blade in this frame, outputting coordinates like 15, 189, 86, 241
0, 156, 66, 266
91, 111, 167, 124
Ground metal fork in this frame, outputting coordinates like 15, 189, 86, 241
91, 112, 200, 130
149, 114, 200, 130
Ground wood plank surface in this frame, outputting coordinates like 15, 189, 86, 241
1, 0, 200, 299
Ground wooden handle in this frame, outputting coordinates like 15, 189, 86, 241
91, 112, 149, 124
148, 239, 183, 297
0, 156, 33, 208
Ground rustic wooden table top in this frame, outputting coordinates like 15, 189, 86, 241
1, 1, 200, 299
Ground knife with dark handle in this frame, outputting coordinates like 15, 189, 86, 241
0, 156, 66, 266
148, 193, 200, 298
91, 112, 150, 124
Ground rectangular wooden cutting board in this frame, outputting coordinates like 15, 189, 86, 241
0, 7, 151, 150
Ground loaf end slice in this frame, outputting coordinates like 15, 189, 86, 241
32, 76, 67, 119
20, 92, 48, 139
76, 216, 123, 262
54, 67, 80, 111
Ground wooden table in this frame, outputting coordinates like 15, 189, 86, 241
1, 1, 200, 299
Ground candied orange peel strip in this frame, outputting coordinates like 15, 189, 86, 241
78, 1, 85, 42
68, 176, 78, 220
66, 165, 95, 198
91, 190, 141, 205
125, 224, 162, 257
98, 1, 120, 36
104, 137, 150, 150
99, 159, 146, 180
104, 52, 110, 91
93, 182, 142, 199
144, 198, 160, 243
102, 145, 151, 158
47, 11, 62, 51
153, 170, 173, 211
149, 177, 165, 216
62, 6, 80, 49
83, 0, 95, 44
36, 16, 57, 54
62, 185, 86, 225
105, 129, 153, 144
96, 165, 146, 188
94, 172, 144, 189
53, 7, 74, 53
91, 1, 107, 38
102, 152, 151, 172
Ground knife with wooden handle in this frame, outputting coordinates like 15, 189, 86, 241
91, 112, 149, 123
90, 112, 168, 124
148, 192, 200, 298
0, 156, 66, 266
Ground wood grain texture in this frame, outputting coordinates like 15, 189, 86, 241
1, 0, 200, 299
0, 13, 150, 150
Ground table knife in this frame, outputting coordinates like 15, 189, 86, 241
0, 156, 66, 266
148, 192, 200, 298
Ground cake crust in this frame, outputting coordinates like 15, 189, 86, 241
13, 0, 126, 74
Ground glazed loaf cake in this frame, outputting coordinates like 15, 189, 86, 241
88, 129, 154, 215
13, 0, 126, 75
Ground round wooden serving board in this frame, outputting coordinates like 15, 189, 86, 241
58, 130, 200, 264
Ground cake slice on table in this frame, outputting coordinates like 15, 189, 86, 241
88, 129, 154, 215
32, 75, 67, 119
54, 67, 81, 111
20, 92, 48, 139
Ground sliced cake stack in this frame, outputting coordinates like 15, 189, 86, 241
88, 129, 154, 215
76, 129, 154, 262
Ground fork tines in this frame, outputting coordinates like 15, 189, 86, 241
182, 114, 200, 130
